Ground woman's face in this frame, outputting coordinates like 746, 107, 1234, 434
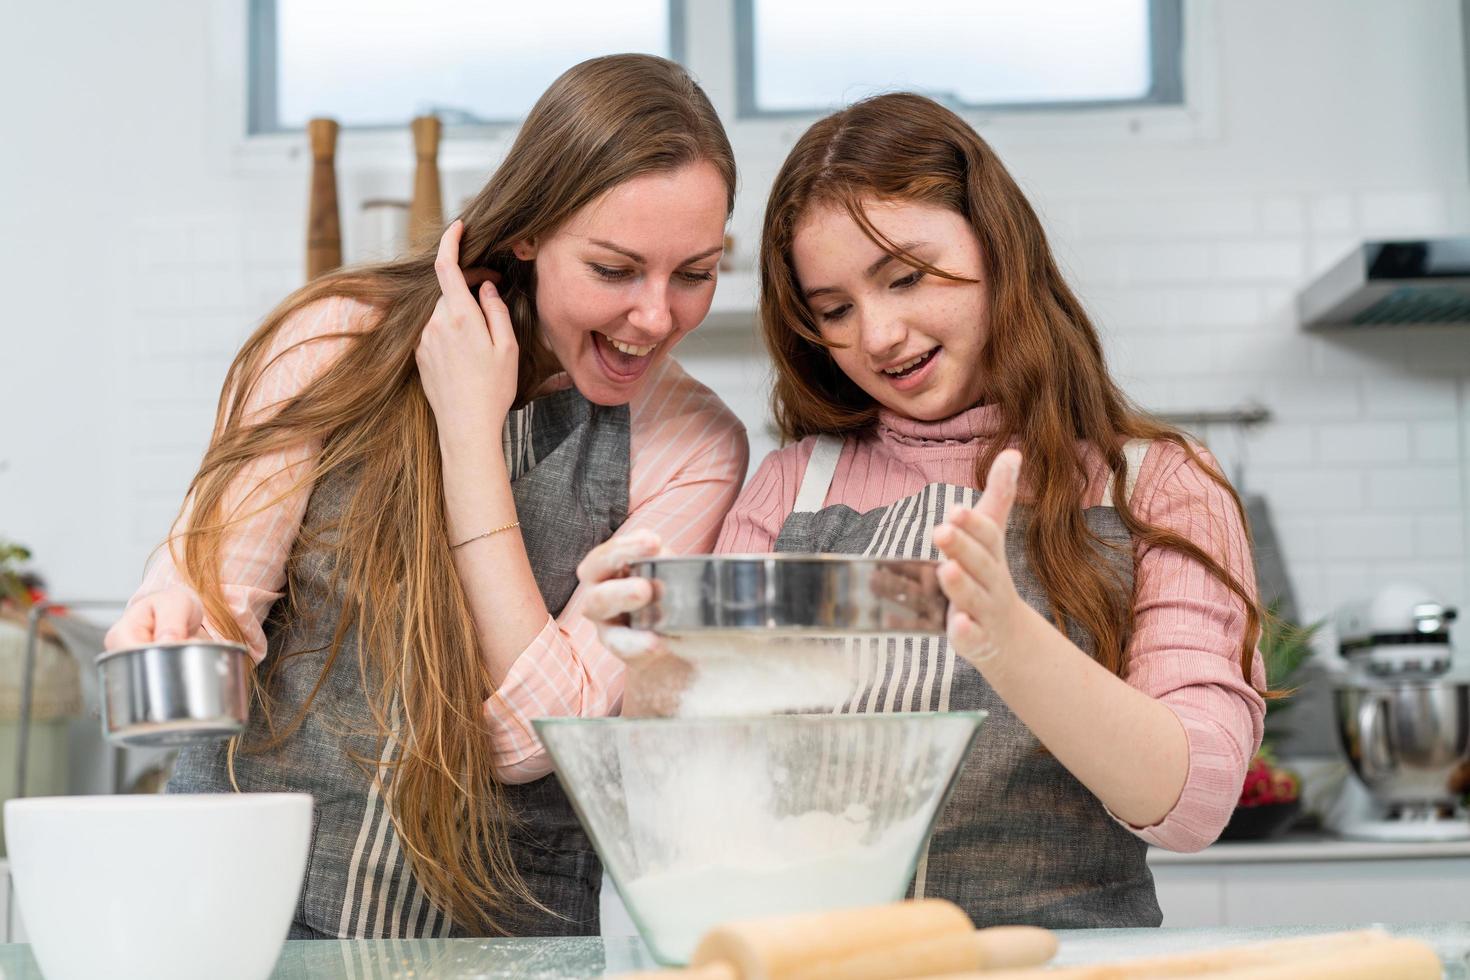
791, 197, 990, 422
519, 161, 728, 405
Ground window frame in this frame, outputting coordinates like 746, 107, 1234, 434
245, 0, 688, 135
732, 0, 1183, 119
210, 0, 1214, 180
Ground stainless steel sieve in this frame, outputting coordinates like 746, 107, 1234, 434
627, 554, 948, 637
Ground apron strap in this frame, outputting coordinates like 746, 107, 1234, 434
793, 434, 845, 513
1099, 438, 1151, 509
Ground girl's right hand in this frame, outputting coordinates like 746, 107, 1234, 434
103, 587, 209, 650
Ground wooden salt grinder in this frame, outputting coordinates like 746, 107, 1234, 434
409, 115, 443, 247
305, 118, 342, 280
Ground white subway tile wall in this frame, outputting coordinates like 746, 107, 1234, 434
1077, 186, 1470, 622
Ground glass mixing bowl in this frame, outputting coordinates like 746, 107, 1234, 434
535, 711, 984, 964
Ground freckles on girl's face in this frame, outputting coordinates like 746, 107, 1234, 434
524, 161, 729, 405
791, 197, 991, 422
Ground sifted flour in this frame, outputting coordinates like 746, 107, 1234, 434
665, 634, 863, 716
622, 811, 928, 963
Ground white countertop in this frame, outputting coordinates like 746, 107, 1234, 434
1148, 832, 1470, 864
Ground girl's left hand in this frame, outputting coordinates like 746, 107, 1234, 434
416, 220, 520, 445
933, 449, 1027, 667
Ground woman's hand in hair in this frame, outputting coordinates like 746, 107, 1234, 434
933, 449, 1026, 667
576, 530, 691, 716
103, 586, 211, 650
417, 220, 519, 446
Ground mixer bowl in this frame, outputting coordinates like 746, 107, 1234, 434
1334, 679, 1470, 808
628, 554, 947, 637
536, 712, 983, 964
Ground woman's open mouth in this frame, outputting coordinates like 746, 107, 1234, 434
592, 331, 659, 383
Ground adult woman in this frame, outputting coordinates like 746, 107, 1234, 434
105, 54, 747, 939
582, 93, 1265, 928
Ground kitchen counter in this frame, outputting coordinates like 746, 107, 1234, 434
0, 922, 1466, 978
1149, 831, 1470, 864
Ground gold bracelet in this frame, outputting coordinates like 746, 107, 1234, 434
450, 521, 520, 550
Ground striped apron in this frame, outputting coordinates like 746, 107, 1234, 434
169, 386, 630, 939
773, 435, 1163, 928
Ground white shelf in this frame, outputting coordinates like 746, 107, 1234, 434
704, 270, 759, 331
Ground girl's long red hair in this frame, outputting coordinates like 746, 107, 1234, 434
759, 93, 1262, 685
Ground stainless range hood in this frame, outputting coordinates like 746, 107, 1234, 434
1298, 238, 1470, 329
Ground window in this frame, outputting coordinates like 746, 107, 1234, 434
735, 0, 1181, 117
248, 0, 682, 133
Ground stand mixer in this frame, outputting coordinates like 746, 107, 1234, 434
1333, 583, 1470, 841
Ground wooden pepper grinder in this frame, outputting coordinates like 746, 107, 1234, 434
305, 118, 342, 280
408, 115, 443, 247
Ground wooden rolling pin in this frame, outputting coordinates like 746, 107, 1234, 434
1189, 938, 1440, 980
305, 118, 341, 280
932, 929, 1439, 980
780, 927, 1059, 980
619, 900, 1056, 980
408, 115, 443, 248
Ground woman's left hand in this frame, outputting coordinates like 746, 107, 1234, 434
933, 449, 1027, 667
416, 220, 520, 446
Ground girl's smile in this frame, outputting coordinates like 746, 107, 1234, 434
878, 344, 942, 390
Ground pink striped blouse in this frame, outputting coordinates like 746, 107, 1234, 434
132, 296, 749, 782
715, 405, 1267, 853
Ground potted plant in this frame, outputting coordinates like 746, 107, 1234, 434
0, 539, 66, 640
1220, 609, 1322, 840
0, 540, 43, 612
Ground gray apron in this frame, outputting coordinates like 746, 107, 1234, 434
773, 434, 1161, 929
170, 386, 630, 940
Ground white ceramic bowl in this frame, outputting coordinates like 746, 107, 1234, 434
5, 793, 312, 980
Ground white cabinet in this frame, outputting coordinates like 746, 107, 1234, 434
1148, 840, 1470, 927
704, 271, 759, 331
0, 859, 29, 943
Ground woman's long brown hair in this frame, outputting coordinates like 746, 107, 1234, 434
759, 92, 1262, 687
171, 54, 734, 934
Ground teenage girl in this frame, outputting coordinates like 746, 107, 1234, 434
580, 92, 1265, 928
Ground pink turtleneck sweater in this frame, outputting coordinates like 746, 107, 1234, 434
715, 404, 1266, 854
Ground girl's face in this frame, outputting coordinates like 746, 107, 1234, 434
792, 197, 990, 422
518, 161, 728, 405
